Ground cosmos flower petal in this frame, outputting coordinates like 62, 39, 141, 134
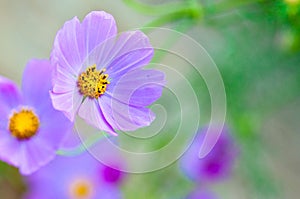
51, 16, 83, 76
180, 126, 239, 182
25, 150, 124, 199
107, 69, 165, 107
52, 63, 77, 94
186, 188, 217, 199
51, 11, 117, 76
22, 59, 77, 134
82, 11, 117, 56
22, 59, 54, 110
0, 130, 56, 175
93, 185, 123, 199
24, 190, 53, 199
0, 59, 74, 175
18, 138, 57, 175
99, 95, 155, 131
38, 107, 74, 149
89, 138, 125, 184
0, 79, 22, 167
0, 130, 20, 166
50, 90, 82, 122
88, 30, 153, 79
0, 76, 22, 114
78, 98, 117, 135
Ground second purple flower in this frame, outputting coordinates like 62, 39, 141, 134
50, 11, 165, 135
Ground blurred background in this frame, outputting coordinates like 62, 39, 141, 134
0, 0, 300, 198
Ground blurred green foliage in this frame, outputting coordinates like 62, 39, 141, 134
123, 0, 300, 198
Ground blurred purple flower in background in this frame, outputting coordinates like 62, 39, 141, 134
50, 11, 165, 135
186, 188, 218, 199
180, 126, 239, 183
0, 60, 73, 175
24, 150, 124, 199
101, 164, 123, 184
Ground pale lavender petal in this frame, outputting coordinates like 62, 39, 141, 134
89, 137, 126, 184
52, 63, 77, 94
186, 188, 217, 199
51, 11, 117, 75
51, 16, 84, 76
0, 76, 22, 115
22, 59, 79, 122
37, 106, 73, 149
82, 11, 117, 56
0, 130, 20, 166
78, 98, 117, 135
50, 65, 81, 120
24, 190, 55, 199
22, 59, 53, 109
25, 185, 122, 199
93, 185, 123, 199
25, 151, 124, 199
0, 130, 57, 175
0, 78, 21, 164
18, 137, 57, 175
99, 95, 155, 132
107, 69, 165, 107
57, 127, 82, 150
87, 31, 153, 79
50, 90, 82, 122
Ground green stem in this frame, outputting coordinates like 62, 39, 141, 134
123, 0, 189, 16
143, 8, 201, 28
206, 0, 265, 16
56, 132, 107, 157
140, 1, 201, 63
142, 0, 203, 28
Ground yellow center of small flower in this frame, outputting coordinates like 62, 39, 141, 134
8, 109, 39, 140
70, 179, 94, 199
77, 64, 110, 99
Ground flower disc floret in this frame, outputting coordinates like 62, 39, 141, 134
77, 65, 109, 99
9, 108, 39, 140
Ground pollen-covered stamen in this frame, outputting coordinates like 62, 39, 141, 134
77, 64, 110, 99
9, 109, 40, 140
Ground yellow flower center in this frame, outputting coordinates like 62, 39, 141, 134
69, 179, 94, 199
77, 64, 110, 99
8, 109, 40, 140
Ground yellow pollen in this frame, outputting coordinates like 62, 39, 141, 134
70, 179, 93, 199
77, 64, 110, 99
8, 109, 39, 140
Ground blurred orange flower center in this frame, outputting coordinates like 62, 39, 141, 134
70, 179, 94, 199
77, 64, 110, 99
8, 109, 39, 140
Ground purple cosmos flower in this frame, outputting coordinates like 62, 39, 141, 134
186, 188, 217, 199
50, 11, 165, 135
0, 59, 73, 175
24, 151, 124, 199
180, 126, 238, 182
